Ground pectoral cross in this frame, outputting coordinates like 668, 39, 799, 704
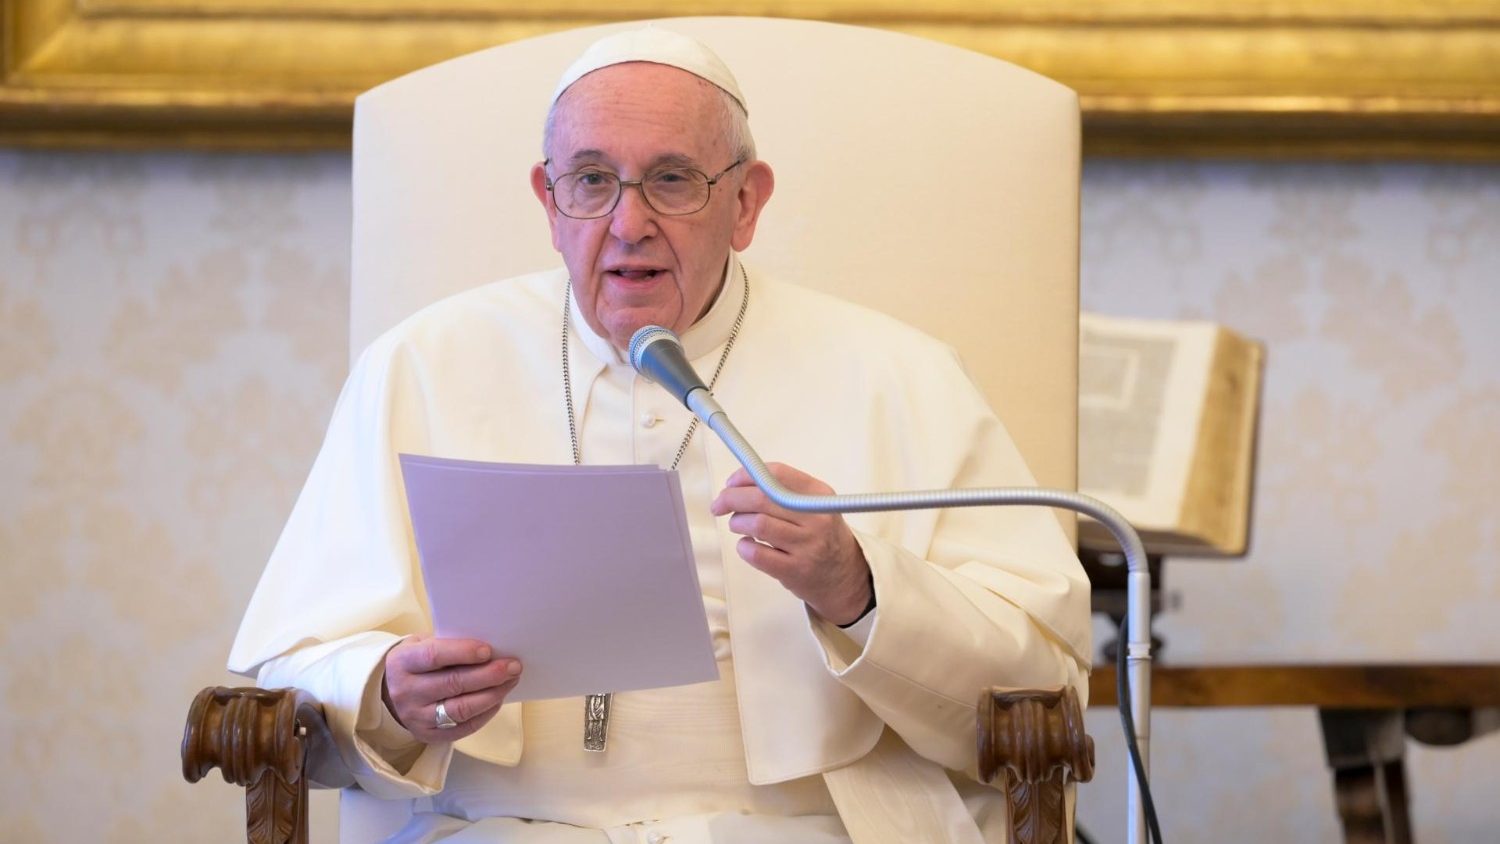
584, 692, 612, 752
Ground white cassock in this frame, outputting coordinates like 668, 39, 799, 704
229, 255, 1091, 843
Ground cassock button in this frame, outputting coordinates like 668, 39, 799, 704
640, 412, 659, 429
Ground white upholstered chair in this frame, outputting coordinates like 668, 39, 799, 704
349, 16, 1079, 499
183, 17, 1088, 844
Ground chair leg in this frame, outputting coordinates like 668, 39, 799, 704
1320, 709, 1413, 844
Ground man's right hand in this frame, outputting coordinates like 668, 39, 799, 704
382, 634, 522, 743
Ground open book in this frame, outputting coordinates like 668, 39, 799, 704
1076, 313, 1265, 557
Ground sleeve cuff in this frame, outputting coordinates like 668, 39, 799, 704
833, 607, 877, 649
806, 531, 889, 673
354, 651, 426, 773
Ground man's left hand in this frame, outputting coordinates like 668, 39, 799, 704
711, 463, 872, 626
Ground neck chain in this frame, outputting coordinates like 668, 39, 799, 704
562, 263, 750, 471
563, 264, 748, 752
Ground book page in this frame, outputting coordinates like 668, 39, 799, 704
1078, 313, 1217, 529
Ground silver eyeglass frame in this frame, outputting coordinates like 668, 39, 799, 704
543, 157, 746, 219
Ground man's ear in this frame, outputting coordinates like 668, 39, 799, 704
531, 162, 562, 250
730, 160, 775, 253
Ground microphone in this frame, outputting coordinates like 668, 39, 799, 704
629, 322, 1158, 844
629, 326, 710, 406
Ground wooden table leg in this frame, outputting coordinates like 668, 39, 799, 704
1090, 665, 1500, 843
1319, 709, 1413, 844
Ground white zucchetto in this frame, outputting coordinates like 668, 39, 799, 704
551, 25, 748, 114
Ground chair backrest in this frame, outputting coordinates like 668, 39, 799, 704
350, 16, 1080, 505
345, 16, 1080, 842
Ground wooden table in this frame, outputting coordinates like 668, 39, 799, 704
1089, 664, 1500, 844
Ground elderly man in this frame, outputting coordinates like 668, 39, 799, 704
230, 26, 1090, 844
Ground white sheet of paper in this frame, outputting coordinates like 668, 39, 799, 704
399, 454, 718, 702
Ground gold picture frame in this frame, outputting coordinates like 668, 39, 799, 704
2, 0, 1497, 157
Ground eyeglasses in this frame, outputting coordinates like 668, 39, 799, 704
544, 158, 746, 219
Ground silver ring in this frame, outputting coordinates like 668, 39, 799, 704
434, 700, 459, 729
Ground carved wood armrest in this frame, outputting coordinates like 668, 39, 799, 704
978, 685, 1095, 844
182, 686, 331, 844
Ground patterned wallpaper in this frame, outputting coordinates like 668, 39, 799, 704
1075, 162, 1500, 843
0, 151, 1495, 842
0, 152, 351, 842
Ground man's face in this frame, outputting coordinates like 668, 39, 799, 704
531, 63, 773, 351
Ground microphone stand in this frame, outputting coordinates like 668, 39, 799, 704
648, 348, 1156, 844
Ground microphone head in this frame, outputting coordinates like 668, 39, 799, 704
628, 325, 681, 379
628, 325, 709, 407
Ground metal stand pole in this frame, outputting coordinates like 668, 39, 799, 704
686, 389, 1154, 842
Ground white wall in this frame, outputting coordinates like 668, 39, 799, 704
0, 151, 1495, 842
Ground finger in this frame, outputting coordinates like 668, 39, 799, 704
712, 484, 801, 523
411, 677, 518, 742
711, 482, 761, 517
761, 462, 838, 495
396, 657, 522, 710
723, 463, 822, 491
391, 636, 497, 675
726, 511, 804, 549
761, 462, 827, 491
714, 463, 837, 514
431, 677, 518, 727
445, 699, 505, 741
393, 659, 516, 734
735, 535, 798, 579
723, 467, 753, 488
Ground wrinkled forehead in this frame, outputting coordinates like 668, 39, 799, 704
547, 63, 732, 164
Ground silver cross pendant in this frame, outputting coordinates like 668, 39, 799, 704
584, 692, 612, 752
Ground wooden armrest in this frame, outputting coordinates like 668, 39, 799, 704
182, 686, 331, 844
182, 682, 1094, 844
978, 685, 1094, 844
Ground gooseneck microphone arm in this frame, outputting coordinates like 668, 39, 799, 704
630, 325, 1160, 844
